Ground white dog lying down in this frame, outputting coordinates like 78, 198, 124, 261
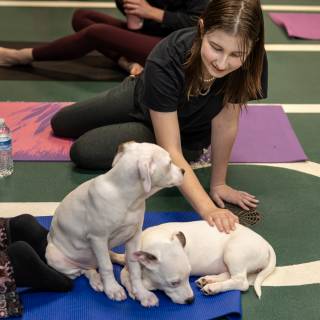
45, 141, 184, 307
111, 220, 276, 304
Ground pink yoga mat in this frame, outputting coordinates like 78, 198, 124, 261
0, 102, 307, 163
0, 102, 72, 161
269, 13, 320, 40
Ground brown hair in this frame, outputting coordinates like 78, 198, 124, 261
184, 0, 265, 105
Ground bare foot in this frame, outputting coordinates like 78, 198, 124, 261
0, 47, 33, 66
129, 62, 144, 76
118, 56, 143, 75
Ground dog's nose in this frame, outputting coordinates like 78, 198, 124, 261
180, 168, 185, 175
185, 296, 195, 304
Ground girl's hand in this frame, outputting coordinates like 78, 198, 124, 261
201, 207, 239, 234
211, 184, 259, 210
123, 0, 154, 19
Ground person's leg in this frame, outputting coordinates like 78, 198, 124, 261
0, 19, 160, 67
70, 122, 155, 170
51, 76, 137, 139
71, 9, 126, 31
70, 127, 204, 170
33, 23, 160, 65
8, 241, 73, 291
9, 214, 48, 261
72, 9, 145, 73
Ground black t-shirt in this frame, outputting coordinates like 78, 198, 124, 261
133, 27, 268, 150
115, 0, 209, 37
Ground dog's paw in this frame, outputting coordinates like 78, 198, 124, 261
201, 283, 221, 296
136, 290, 159, 307
88, 272, 104, 292
196, 276, 217, 288
105, 282, 127, 301
120, 268, 135, 300
195, 277, 206, 288
196, 273, 230, 288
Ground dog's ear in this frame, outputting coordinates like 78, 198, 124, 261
138, 158, 155, 193
132, 251, 159, 269
112, 151, 123, 167
172, 231, 186, 248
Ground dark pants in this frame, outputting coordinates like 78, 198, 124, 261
51, 77, 202, 170
33, 9, 161, 65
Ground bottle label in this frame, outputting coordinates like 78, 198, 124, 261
0, 138, 11, 151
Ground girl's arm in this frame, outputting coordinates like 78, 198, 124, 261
210, 103, 259, 210
150, 109, 238, 233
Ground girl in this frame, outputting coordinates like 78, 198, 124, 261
51, 0, 267, 234
0, 0, 208, 75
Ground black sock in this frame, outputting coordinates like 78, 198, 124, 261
8, 241, 73, 292
9, 214, 48, 261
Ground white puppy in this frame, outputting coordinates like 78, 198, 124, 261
45, 141, 184, 307
112, 220, 276, 304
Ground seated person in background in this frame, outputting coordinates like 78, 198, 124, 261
0, 0, 208, 75
0, 214, 72, 319
51, 0, 268, 234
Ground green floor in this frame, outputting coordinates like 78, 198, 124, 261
0, 2, 319, 320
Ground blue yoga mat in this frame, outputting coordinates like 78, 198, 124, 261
12, 212, 242, 320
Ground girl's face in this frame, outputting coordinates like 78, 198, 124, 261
200, 29, 250, 79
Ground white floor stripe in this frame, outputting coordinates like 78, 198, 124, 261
262, 5, 320, 12
263, 261, 320, 287
248, 104, 320, 113
239, 161, 320, 178
265, 44, 320, 52
281, 104, 320, 113
1, 1, 320, 12
0, 1, 116, 8
193, 161, 320, 178
249, 260, 320, 287
0, 202, 58, 217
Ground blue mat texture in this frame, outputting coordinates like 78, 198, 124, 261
10, 212, 242, 320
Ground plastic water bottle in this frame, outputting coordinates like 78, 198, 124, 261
0, 118, 13, 178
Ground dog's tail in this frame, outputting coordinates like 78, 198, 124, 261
109, 251, 126, 265
254, 244, 276, 299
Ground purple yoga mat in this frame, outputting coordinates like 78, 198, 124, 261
269, 13, 320, 40
199, 105, 307, 163
231, 105, 307, 162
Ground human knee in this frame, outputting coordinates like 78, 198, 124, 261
72, 9, 91, 31
9, 214, 37, 234
84, 23, 113, 41
70, 139, 113, 170
51, 109, 71, 138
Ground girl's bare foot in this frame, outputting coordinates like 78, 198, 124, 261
0, 48, 33, 66
128, 62, 144, 76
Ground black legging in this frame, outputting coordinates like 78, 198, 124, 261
51, 77, 202, 170
51, 76, 155, 169
6, 214, 73, 291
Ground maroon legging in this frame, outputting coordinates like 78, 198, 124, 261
33, 9, 162, 66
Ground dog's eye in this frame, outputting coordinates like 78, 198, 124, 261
170, 280, 181, 287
